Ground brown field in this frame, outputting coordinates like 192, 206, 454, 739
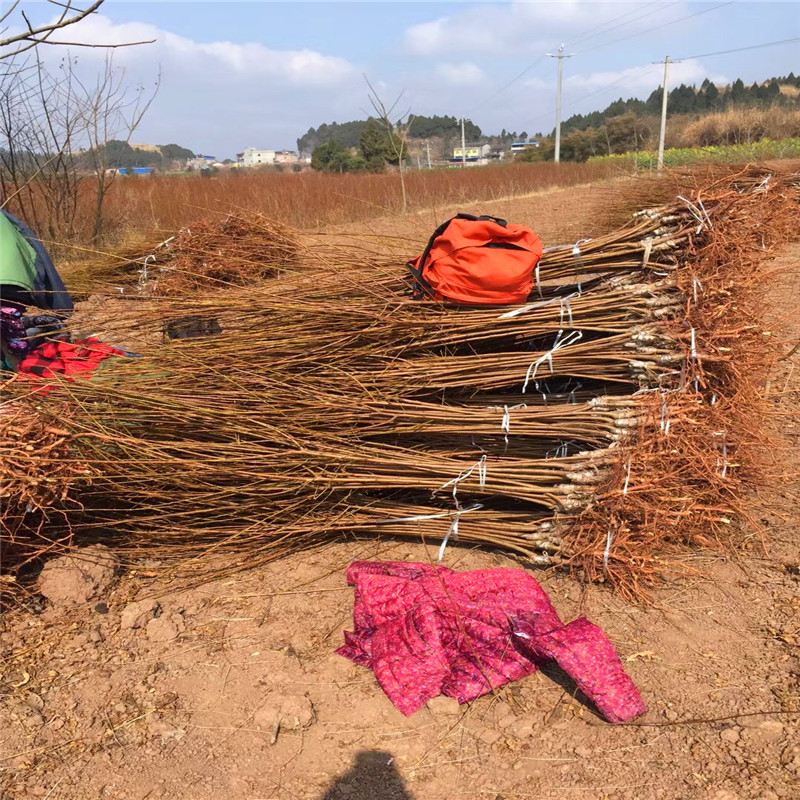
1, 168, 799, 800
13, 161, 621, 258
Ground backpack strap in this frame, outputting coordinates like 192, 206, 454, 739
407, 214, 509, 298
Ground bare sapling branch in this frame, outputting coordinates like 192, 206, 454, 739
0, 1, 155, 61
364, 74, 414, 213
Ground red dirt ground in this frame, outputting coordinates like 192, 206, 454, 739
1, 186, 798, 800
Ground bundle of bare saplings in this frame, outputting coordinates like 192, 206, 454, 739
2, 166, 798, 603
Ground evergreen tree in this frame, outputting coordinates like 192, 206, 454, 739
766, 80, 781, 102
311, 140, 361, 173
704, 82, 720, 109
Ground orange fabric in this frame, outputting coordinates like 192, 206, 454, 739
409, 217, 543, 305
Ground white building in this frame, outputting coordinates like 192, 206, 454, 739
237, 148, 276, 168
449, 143, 492, 166
511, 141, 540, 153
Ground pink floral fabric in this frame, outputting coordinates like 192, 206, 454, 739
337, 561, 646, 723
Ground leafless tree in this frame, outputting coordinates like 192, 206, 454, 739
0, 52, 158, 244
0, 1, 154, 61
73, 58, 159, 240
365, 76, 414, 213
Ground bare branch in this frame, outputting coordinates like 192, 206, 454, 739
31, 37, 156, 49
363, 74, 413, 213
0, 1, 153, 60
2, 1, 102, 47
1, 50, 159, 243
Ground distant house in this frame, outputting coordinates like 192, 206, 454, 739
274, 150, 299, 165
186, 155, 217, 170
510, 141, 539, 154
449, 143, 491, 166
237, 148, 276, 167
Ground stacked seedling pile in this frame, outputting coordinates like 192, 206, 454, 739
2, 166, 798, 598
0, 395, 95, 603
57, 211, 299, 298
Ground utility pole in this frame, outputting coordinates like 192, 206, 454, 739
460, 117, 466, 167
546, 44, 574, 164
426, 139, 432, 169
657, 56, 671, 171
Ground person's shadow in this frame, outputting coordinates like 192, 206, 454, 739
321, 750, 414, 799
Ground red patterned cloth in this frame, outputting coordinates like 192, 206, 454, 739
337, 561, 646, 722
15, 337, 129, 393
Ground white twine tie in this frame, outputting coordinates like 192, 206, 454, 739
497, 295, 557, 320
603, 529, 614, 577
678, 195, 712, 234
712, 431, 728, 479
522, 330, 583, 393
573, 239, 590, 293
487, 403, 527, 448
434, 454, 488, 509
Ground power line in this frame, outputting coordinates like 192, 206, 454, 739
563, 34, 800, 112
462, 0, 681, 116
575, 1, 733, 55
464, 55, 548, 115
675, 36, 800, 62
524, 31, 799, 144
569, 0, 679, 48
563, 63, 660, 110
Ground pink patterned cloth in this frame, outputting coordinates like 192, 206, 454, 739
337, 561, 646, 723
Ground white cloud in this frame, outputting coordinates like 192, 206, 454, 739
434, 62, 487, 86
37, 14, 357, 86
563, 60, 729, 102
14, 14, 365, 156
404, 1, 692, 57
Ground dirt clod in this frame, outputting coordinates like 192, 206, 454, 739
426, 695, 461, 716
120, 598, 159, 630
253, 694, 315, 736
37, 544, 116, 607
146, 612, 185, 643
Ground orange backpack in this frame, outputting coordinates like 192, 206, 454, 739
407, 214, 543, 305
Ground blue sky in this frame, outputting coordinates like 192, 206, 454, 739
11, 1, 800, 158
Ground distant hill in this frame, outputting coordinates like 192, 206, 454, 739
515, 74, 800, 163
559, 74, 800, 136
297, 116, 483, 155
86, 141, 197, 170
299, 74, 800, 165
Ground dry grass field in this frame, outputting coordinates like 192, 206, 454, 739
13, 161, 620, 259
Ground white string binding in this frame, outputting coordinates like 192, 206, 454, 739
136, 253, 156, 289
572, 238, 590, 293
522, 330, 583, 393
497, 295, 557, 320
434, 454, 488, 508
677, 195, 712, 234
375, 503, 483, 527
660, 394, 670, 436
603, 529, 614, 577
692, 276, 703, 303
712, 431, 728, 478
435, 503, 484, 563
622, 460, 632, 495
487, 403, 527, 448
